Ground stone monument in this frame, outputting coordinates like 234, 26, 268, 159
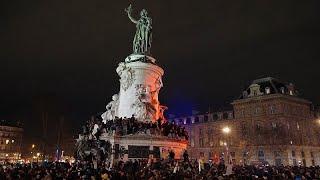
76, 5, 187, 163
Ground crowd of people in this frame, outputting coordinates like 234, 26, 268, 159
1, 157, 320, 179
82, 115, 188, 141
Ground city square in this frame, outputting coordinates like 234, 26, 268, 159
1, 1, 320, 179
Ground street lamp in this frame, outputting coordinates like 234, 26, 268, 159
36, 152, 40, 163
222, 126, 231, 164
222, 127, 231, 134
31, 144, 36, 165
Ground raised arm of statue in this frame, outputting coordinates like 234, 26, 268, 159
125, 4, 138, 24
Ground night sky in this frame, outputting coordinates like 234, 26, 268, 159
1, 1, 320, 144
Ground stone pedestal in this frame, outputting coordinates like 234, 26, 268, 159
100, 133, 188, 161
115, 56, 164, 122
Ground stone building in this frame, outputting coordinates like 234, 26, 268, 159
171, 77, 320, 166
0, 120, 23, 162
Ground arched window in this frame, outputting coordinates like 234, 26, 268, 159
223, 113, 228, 119
204, 115, 209, 122
258, 149, 265, 161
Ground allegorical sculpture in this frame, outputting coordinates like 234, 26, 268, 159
125, 4, 152, 55
76, 4, 188, 163
101, 94, 119, 124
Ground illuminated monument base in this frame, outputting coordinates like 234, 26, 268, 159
100, 133, 187, 160
99, 54, 188, 161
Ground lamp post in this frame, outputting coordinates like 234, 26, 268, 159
222, 126, 231, 164
31, 144, 35, 166
36, 152, 40, 163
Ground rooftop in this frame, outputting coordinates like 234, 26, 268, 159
239, 77, 298, 99
0, 119, 23, 128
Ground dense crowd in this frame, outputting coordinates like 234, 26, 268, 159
82, 116, 188, 141
1, 158, 320, 179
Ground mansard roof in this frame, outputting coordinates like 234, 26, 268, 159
239, 77, 298, 99
0, 119, 23, 128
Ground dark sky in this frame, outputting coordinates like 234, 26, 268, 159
1, 0, 320, 143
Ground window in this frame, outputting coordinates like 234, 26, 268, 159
200, 152, 204, 158
241, 124, 247, 137
199, 129, 203, 136
199, 138, 204, 147
274, 151, 281, 157
223, 113, 228, 119
272, 122, 277, 131
258, 149, 265, 161
204, 115, 209, 122
254, 108, 260, 115
240, 110, 245, 117
270, 105, 276, 114
207, 128, 212, 142
302, 159, 306, 166
256, 123, 261, 132
265, 87, 271, 94
230, 152, 236, 162
195, 116, 199, 123
274, 151, 282, 166
301, 151, 305, 158
191, 138, 194, 147
293, 159, 297, 166
186, 118, 191, 124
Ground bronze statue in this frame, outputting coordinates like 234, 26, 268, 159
125, 4, 152, 55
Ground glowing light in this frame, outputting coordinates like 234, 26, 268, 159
11, 139, 14, 143
5, 154, 8, 157
32, 144, 35, 148
5, 139, 9, 144
222, 127, 231, 134
36, 153, 40, 157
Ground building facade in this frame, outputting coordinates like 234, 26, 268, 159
171, 77, 320, 166
0, 120, 23, 162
